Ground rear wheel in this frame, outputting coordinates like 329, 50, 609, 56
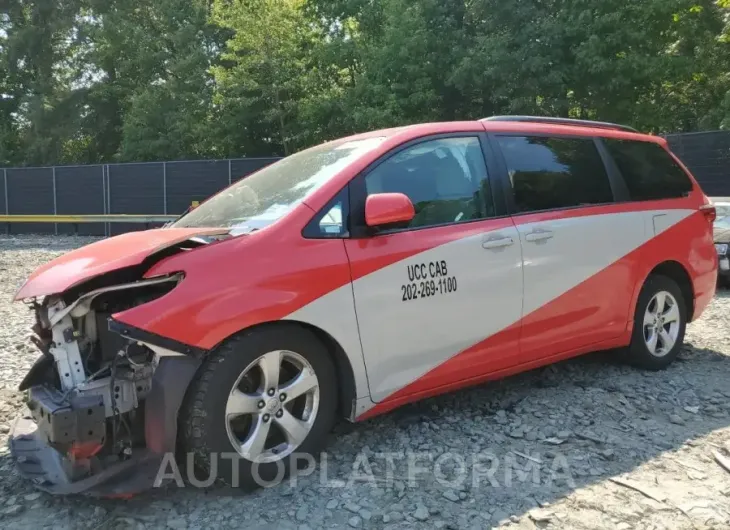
625, 275, 687, 370
180, 326, 337, 489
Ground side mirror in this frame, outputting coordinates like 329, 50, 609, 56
365, 193, 415, 228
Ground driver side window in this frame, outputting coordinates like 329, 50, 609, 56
364, 137, 494, 229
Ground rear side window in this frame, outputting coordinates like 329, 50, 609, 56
496, 136, 614, 213
603, 139, 692, 201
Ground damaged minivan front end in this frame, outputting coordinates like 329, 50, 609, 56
9, 230, 225, 496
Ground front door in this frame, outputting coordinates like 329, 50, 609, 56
344, 135, 524, 403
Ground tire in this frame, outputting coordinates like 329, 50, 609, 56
180, 325, 338, 489
625, 274, 687, 370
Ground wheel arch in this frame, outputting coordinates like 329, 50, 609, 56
636, 260, 695, 322
288, 320, 359, 421
207, 320, 359, 422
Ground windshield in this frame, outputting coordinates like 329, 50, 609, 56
172, 136, 387, 231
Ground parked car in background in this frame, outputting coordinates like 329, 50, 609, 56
713, 200, 730, 286
10, 116, 718, 496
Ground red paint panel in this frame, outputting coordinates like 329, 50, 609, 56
358, 209, 717, 422
113, 207, 351, 349
345, 218, 515, 282
356, 332, 628, 421
14, 227, 228, 300
520, 209, 715, 357
365, 193, 416, 226
518, 250, 637, 362
507, 196, 700, 227
115, 207, 502, 349
480, 120, 668, 145
631, 210, 717, 323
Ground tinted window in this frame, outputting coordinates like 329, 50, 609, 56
496, 136, 613, 213
365, 137, 494, 229
603, 139, 692, 201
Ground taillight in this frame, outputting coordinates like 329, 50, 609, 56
700, 204, 716, 223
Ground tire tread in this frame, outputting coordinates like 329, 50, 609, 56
179, 326, 337, 488
626, 274, 687, 371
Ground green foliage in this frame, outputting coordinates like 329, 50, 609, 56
1, 0, 730, 166
210, 0, 317, 156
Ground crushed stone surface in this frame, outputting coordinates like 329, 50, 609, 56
1, 234, 729, 529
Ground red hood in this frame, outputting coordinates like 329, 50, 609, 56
14, 228, 228, 301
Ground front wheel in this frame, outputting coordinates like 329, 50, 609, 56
625, 274, 687, 370
180, 326, 338, 489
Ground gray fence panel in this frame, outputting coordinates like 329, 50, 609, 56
6, 167, 55, 234
3, 134, 724, 238
667, 131, 730, 196
108, 163, 165, 235
1, 170, 7, 216
230, 158, 279, 182
166, 160, 229, 214
55, 165, 106, 236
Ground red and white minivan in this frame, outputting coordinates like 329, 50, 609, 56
11, 116, 718, 495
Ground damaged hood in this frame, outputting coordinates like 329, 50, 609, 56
14, 228, 229, 301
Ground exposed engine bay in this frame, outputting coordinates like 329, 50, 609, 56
23, 274, 180, 461
9, 234, 222, 496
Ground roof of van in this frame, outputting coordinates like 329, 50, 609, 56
338, 117, 664, 146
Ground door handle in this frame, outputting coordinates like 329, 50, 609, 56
482, 236, 514, 249
524, 229, 554, 242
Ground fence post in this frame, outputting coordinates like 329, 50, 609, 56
100, 165, 106, 237
163, 161, 167, 215
105, 164, 110, 237
228, 159, 232, 185
3, 168, 7, 234
52, 166, 58, 235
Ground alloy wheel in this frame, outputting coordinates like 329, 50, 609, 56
642, 290, 681, 357
225, 350, 320, 463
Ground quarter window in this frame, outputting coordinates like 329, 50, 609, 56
603, 139, 693, 201
364, 137, 494, 229
303, 188, 349, 238
496, 136, 614, 213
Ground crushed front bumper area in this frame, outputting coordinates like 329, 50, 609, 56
9, 353, 202, 496
10, 410, 160, 497
10, 270, 206, 496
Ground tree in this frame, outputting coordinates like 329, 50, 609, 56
2, 0, 82, 165
117, 0, 221, 160
76, 0, 220, 162
211, 0, 317, 156
1, 0, 729, 167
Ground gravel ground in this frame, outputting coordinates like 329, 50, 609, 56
1, 234, 730, 530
